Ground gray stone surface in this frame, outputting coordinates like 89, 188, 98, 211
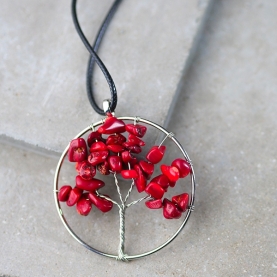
169, 0, 277, 275
1, 0, 277, 276
0, 0, 211, 153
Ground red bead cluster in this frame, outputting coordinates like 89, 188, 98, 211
144, 158, 191, 219
58, 114, 191, 219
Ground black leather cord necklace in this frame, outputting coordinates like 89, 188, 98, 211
54, 0, 195, 261
72, 0, 121, 115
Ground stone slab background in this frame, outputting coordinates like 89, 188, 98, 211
1, 0, 277, 276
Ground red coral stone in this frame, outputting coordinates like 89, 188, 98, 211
68, 138, 88, 162
106, 134, 126, 145
146, 146, 166, 164
97, 161, 110, 175
76, 175, 105, 191
108, 156, 122, 173
163, 199, 182, 219
129, 156, 138, 167
145, 182, 165, 199
121, 151, 132, 163
67, 187, 82, 206
150, 174, 170, 191
134, 164, 146, 193
127, 134, 145, 146
88, 193, 113, 212
123, 142, 142, 154
98, 116, 126, 134
87, 131, 102, 147
121, 169, 138, 179
125, 124, 147, 138
171, 158, 191, 178
139, 160, 154, 175
145, 199, 163, 209
78, 161, 96, 180
107, 144, 125, 153
160, 165, 180, 182
172, 193, 190, 212
75, 162, 82, 173
87, 150, 109, 166
76, 194, 92, 216
143, 173, 152, 180
58, 185, 72, 202
168, 181, 176, 187
89, 141, 107, 152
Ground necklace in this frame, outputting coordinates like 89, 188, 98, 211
54, 0, 195, 262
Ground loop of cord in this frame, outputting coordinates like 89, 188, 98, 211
71, 0, 122, 115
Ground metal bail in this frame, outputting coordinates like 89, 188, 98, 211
103, 99, 112, 114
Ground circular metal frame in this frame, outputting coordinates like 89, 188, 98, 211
54, 116, 195, 260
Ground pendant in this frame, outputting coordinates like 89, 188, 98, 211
54, 102, 195, 262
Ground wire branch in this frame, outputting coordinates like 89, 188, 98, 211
113, 172, 125, 206
124, 179, 135, 204
95, 191, 120, 208
126, 195, 151, 208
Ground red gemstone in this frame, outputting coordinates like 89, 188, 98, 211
87, 131, 102, 147
123, 142, 142, 153
169, 180, 176, 187
87, 150, 109, 166
146, 146, 166, 164
76, 194, 92, 216
78, 161, 96, 180
145, 199, 163, 209
98, 116, 126, 134
163, 199, 182, 219
171, 158, 191, 178
108, 156, 122, 173
68, 138, 88, 162
88, 193, 113, 212
127, 134, 145, 146
97, 161, 110, 175
145, 182, 165, 199
172, 193, 189, 212
139, 160, 154, 175
144, 173, 152, 180
58, 185, 72, 202
125, 124, 147, 138
75, 162, 82, 173
121, 151, 132, 163
129, 156, 138, 167
89, 141, 107, 152
107, 144, 125, 153
160, 165, 180, 182
76, 175, 105, 191
67, 187, 82, 206
134, 164, 146, 193
121, 169, 138, 179
150, 174, 170, 191
106, 134, 126, 145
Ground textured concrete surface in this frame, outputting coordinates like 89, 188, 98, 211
1, 0, 277, 276
0, 0, 211, 153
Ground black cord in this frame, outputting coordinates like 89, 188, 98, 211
86, 0, 122, 115
72, 0, 122, 115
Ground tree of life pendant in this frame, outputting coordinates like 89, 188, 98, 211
54, 113, 195, 262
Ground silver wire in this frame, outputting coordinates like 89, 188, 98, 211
159, 132, 174, 147
95, 191, 120, 208
126, 195, 151, 208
